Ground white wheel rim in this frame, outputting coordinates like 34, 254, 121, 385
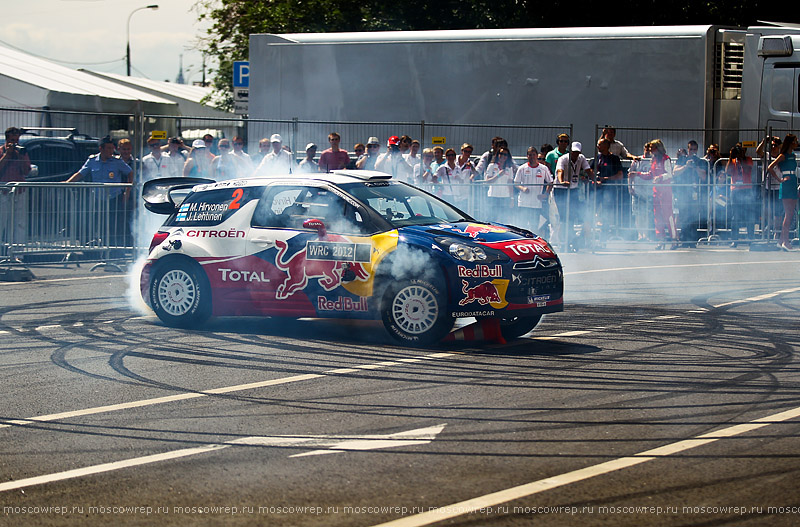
391, 285, 439, 335
157, 269, 197, 317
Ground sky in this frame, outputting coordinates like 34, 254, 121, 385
1, 0, 215, 84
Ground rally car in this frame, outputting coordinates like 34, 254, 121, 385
140, 170, 563, 345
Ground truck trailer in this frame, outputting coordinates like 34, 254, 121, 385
248, 25, 800, 153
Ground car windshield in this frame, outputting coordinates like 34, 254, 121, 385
341, 181, 472, 227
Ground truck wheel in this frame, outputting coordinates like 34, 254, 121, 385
381, 279, 453, 346
499, 315, 542, 340
150, 260, 211, 328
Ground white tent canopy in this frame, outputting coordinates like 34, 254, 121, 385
0, 43, 177, 114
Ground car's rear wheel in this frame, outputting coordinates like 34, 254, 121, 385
498, 315, 542, 340
381, 279, 453, 346
150, 260, 211, 328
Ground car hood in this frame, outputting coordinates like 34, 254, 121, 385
400, 221, 536, 243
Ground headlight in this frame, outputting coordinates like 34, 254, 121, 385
449, 242, 487, 262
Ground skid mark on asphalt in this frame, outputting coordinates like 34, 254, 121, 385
0, 352, 457, 430
370, 405, 800, 527
0, 425, 447, 493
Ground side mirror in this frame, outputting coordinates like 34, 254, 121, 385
303, 218, 327, 238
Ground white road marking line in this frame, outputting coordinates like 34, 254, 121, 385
527, 284, 796, 342
712, 286, 800, 308
0, 444, 230, 493
0, 425, 447, 492
0, 354, 456, 430
34, 325, 62, 331
370, 406, 800, 527
325, 368, 359, 374
0, 275, 119, 286
563, 260, 796, 276
530, 330, 592, 341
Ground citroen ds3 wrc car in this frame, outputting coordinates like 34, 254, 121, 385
140, 170, 563, 345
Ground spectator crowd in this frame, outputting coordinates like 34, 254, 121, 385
4, 125, 798, 254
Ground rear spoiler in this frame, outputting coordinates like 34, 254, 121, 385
142, 177, 214, 215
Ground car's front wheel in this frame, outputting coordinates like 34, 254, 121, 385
150, 260, 211, 328
498, 315, 542, 340
381, 279, 453, 346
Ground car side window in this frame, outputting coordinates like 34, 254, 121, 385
252, 185, 371, 234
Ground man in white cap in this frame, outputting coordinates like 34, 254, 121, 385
375, 136, 413, 181
356, 136, 381, 170
297, 143, 318, 173
254, 133, 296, 176
554, 141, 593, 250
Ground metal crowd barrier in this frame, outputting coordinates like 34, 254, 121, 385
403, 161, 798, 251
0, 182, 133, 265
2, 170, 797, 267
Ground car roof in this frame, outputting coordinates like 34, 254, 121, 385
193, 170, 393, 192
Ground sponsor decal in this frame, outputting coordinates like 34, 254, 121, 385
176, 202, 231, 222
307, 241, 371, 262
457, 264, 503, 278
219, 268, 270, 283
196, 180, 246, 192
512, 274, 560, 287
451, 310, 495, 318
459, 280, 501, 306
317, 296, 369, 312
449, 223, 509, 239
527, 296, 550, 306
186, 229, 245, 238
512, 255, 557, 270
274, 237, 370, 299
482, 239, 555, 262
326, 186, 362, 208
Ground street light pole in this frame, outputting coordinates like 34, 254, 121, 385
126, 4, 159, 76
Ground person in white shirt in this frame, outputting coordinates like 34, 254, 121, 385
231, 136, 254, 174
356, 137, 381, 170
433, 148, 460, 204
210, 139, 240, 181
375, 136, 413, 181
514, 146, 553, 233
555, 141, 594, 249
484, 147, 516, 223
297, 143, 319, 173
141, 135, 169, 183
412, 148, 436, 190
455, 143, 477, 211
163, 137, 187, 178
250, 138, 271, 167
403, 139, 421, 168
601, 126, 637, 161
254, 133, 296, 176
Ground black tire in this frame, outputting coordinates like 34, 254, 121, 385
149, 259, 212, 328
498, 315, 542, 340
381, 278, 454, 346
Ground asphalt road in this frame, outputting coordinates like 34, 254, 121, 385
1, 247, 799, 526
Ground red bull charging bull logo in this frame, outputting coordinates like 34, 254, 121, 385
448, 223, 509, 239
459, 280, 502, 306
274, 239, 370, 299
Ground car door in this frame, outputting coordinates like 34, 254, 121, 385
246, 183, 379, 317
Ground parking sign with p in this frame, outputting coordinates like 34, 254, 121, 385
233, 61, 249, 88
